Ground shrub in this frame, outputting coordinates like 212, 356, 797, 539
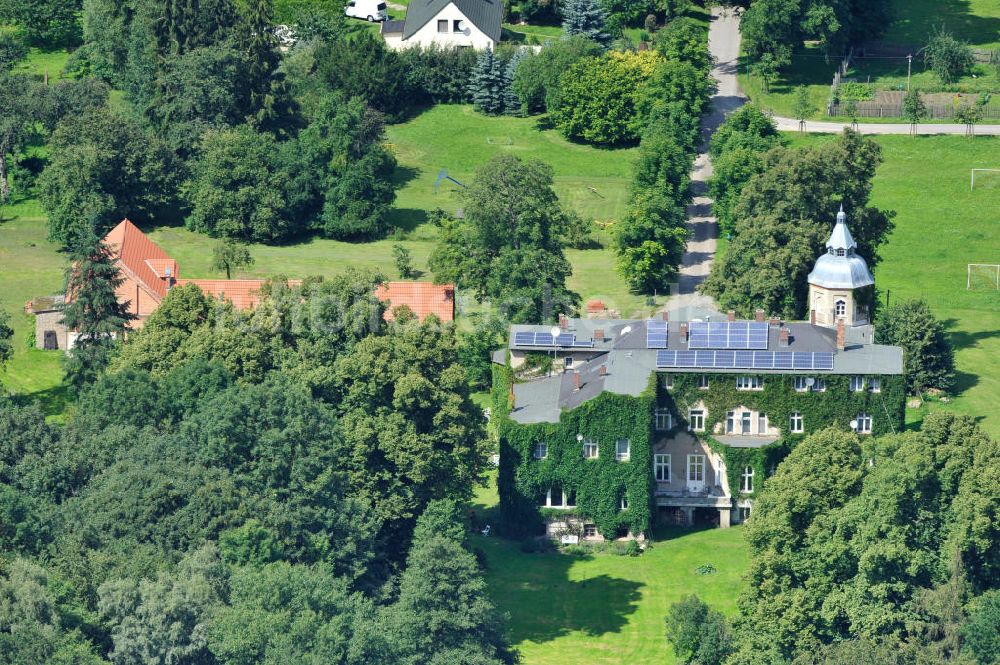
925, 27, 974, 84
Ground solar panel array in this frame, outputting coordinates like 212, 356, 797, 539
513, 331, 595, 348
656, 350, 835, 371
687, 321, 769, 350
646, 320, 668, 349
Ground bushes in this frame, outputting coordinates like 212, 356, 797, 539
925, 27, 975, 84
552, 49, 662, 145
512, 35, 604, 115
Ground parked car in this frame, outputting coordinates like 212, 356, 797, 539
345, 0, 387, 22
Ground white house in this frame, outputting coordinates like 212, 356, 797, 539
381, 0, 502, 50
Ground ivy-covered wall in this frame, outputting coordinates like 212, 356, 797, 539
493, 363, 906, 537
493, 365, 656, 539
658, 371, 906, 499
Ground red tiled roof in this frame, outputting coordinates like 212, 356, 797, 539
178, 279, 303, 311
103, 219, 175, 301
374, 281, 455, 322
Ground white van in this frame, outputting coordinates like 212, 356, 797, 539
345, 0, 387, 21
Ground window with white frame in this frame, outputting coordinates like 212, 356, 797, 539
583, 524, 597, 538
813, 378, 826, 392
757, 412, 768, 434
620, 495, 629, 510
738, 506, 751, 522
855, 412, 872, 434
616, 439, 630, 461
549, 483, 564, 507
655, 408, 673, 431
850, 375, 865, 392
533, 442, 547, 459
835, 299, 847, 316
564, 356, 573, 368
697, 375, 710, 389
726, 410, 736, 434
582, 439, 599, 459
687, 454, 705, 482
565, 489, 576, 507
794, 376, 811, 392
736, 376, 764, 390
869, 377, 881, 393
654, 454, 671, 481
688, 409, 705, 432
740, 466, 754, 493
663, 374, 674, 390
789, 411, 804, 433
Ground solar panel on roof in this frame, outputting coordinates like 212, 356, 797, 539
513, 332, 533, 345
556, 333, 575, 346
646, 320, 669, 349
535, 332, 554, 346
688, 321, 769, 350
572, 339, 595, 348
656, 350, 836, 370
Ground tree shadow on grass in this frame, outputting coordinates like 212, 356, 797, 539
477, 537, 644, 644
941, 317, 998, 397
13, 383, 73, 419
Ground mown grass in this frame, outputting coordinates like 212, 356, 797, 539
738, 0, 1000, 120
471, 473, 748, 665
783, 132, 1000, 437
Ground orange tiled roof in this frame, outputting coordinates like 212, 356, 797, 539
103, 219, 175, 301
178, 278, 303, 311
374, 281, 455, 322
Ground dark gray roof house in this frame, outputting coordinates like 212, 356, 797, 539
381, 0, 502, 49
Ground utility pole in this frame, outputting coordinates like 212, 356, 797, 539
907, 54, 913, 91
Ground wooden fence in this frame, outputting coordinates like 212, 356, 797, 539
828, 102, 1000, 119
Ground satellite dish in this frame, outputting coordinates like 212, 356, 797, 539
458, 20, 471, 34
620, 326, 632, 336
692, 318, 704, 323
550, 326, 561, 339
805, 377, 815, 387
849, 420, 859, 430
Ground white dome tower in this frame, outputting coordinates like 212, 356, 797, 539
807, 206, 875, 327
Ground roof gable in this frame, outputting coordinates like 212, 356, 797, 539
402, 0, 502, 42
103, 219, 175, 301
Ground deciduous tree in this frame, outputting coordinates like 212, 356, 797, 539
875, 298, 955, 394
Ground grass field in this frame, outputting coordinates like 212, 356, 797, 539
783, 133, 1000, 437
738, 0, 1000, 120
470, 475, 748, 665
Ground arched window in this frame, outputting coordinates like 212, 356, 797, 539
740, 466, 754, 493
835, 300, 847, 317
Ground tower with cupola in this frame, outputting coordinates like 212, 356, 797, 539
807, 206, 875, 327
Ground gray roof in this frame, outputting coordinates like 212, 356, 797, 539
507, 315, 904, 424
402, 0, 502, 42
808, 208, 875, 289
381, 19, 405, 34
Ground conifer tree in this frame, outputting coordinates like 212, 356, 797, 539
61, 234, 136, 390
561, 0, 611, 47
470, 47, 505, 115
240, 0, 297, 130
503, 49, 526, 116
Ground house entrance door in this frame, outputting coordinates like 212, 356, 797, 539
686, 454, 705, 492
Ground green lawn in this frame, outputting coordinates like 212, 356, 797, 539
739, 0, 1000, 120
471, 474, 748, 665
783, 133, 1000, 437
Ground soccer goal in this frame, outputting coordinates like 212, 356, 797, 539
967, 264, 1000, 290
970, 168, 1000, 191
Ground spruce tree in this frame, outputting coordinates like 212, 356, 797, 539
561, 0, 611, 47
240, 0, 297, 130
61, 234, 136, 390
470, 47, 504, 115
503, 49, 526, 116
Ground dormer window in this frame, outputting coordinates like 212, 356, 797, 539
836, 248, 846, 257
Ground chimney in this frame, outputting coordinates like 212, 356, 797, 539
769, 315, 780, 327
599, 365, 607, 377
810, 309, 817, 326
594, 328, 605, 341
727, 310, 736, 322
679, 323, 688, 342
572, 372, 581, 391
661, 311, 669, 321
778, 328, 790, 347
836, 319, 846, 351
559, 313, 568, 330
754, 309, 765, 322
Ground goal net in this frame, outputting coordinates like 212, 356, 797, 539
971, 168, 1000, 191
967, 264, 1000, 290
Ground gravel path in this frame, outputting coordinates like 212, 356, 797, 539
668, 6, 745, 318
